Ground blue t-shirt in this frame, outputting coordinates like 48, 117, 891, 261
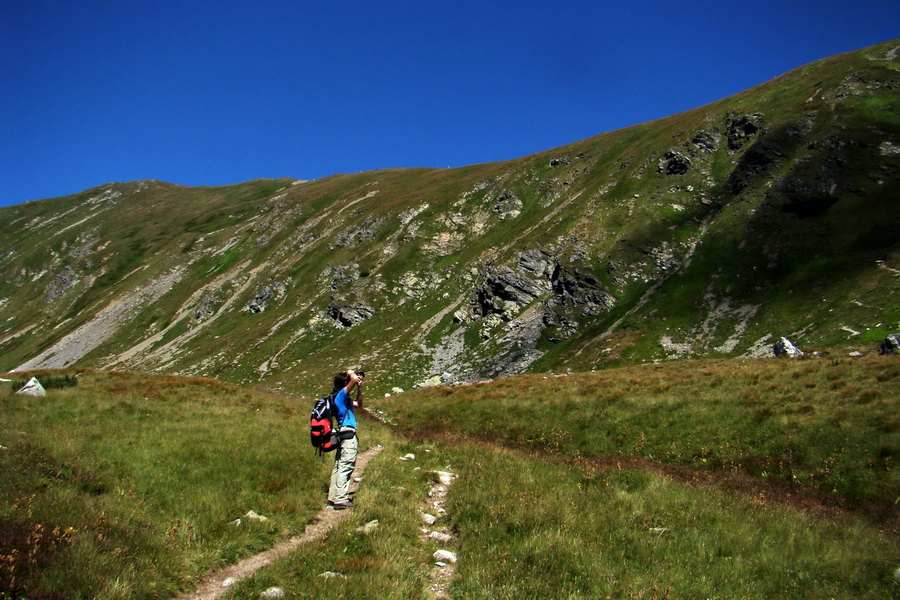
333, 388, 357, 429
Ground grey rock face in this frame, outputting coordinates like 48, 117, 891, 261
550, 264, 616, 316
467, 249, 615, 344
659, 151, 692, 175
690, 131, 721, 153
44, 266, 80, 303
327, 303, 375, 327
247, 281, 285, 313
727, 113, 765, 150
493, 191, 523, 219
196, 294, 218, 320
330, 217, 387, 248
471, 266, 550, 319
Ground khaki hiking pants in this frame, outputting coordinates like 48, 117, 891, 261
328, 428, 358, 504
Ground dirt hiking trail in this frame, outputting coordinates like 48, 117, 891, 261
177, 445, 383, 600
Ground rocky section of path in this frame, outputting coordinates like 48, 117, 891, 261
176, 445, 383, 600
417, 467, 459, 599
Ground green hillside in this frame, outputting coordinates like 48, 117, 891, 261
1, 41, 899, 394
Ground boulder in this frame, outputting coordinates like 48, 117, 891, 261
430, 531, 453, 542
880, 334, 900, 355
16, 377, 46, 397
434, 471, 457, 486
773, 337, 804, 357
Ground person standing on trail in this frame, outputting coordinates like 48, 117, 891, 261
327, 369, 364, 510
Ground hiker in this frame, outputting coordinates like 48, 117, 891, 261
327, 369, 364, 509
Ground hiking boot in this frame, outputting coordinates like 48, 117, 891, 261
331, 502, 355, 510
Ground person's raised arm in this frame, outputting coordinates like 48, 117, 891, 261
343, 370, 360, 396
354, 378, 364, 408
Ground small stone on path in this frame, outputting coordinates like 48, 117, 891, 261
433, 550, 457, 563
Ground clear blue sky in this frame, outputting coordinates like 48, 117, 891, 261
1, 1, 897, 207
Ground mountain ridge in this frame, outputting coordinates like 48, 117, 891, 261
1, 39, 898, 395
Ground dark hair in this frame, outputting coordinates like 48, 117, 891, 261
333, 371, 350, 392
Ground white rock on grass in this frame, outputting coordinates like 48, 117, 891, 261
245, 510, 268, 521
434, 471, 457, 485
420, 512, 437, 525
319, 571, 346, 579
15, 378, 46, 397
433, 550, 457, 563
430, 531, 453, 542
356, 519, 380, 535
261, 588, 285, 598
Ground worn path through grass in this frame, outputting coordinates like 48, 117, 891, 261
177, 445, 383, 600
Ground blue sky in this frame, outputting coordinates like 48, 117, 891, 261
1, 1, 897, 207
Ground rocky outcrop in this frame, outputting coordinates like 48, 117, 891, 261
689, 131, 721, 154
549, 264, 616, 316
44, 266, 80, 303
492, 191, 523, 219
726, 113, 765, 150
247, 281, 285, 313
470, 265, 550, 320
327, 303, 375, 327
658, 151, 692, 175
325, 264, 361, 290
464, 248, 615, 344
330, 217, 387, 248
195, 294, 218, 320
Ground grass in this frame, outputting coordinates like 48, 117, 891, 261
224, 436, 438, 599
443, 445, 896, 599
380, 356, 900, 503
1, 365, 898, 599
0, 370, 331, 599
230, 433, 898, 599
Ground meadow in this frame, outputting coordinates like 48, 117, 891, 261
1, 358, 898, 599
0, 370, 339, 599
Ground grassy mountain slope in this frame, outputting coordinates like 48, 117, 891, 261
1, 40, 898, 395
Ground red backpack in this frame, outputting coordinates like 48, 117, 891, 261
310, 392, 339, 456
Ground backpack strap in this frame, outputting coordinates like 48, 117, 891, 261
331, 390, 346, 429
